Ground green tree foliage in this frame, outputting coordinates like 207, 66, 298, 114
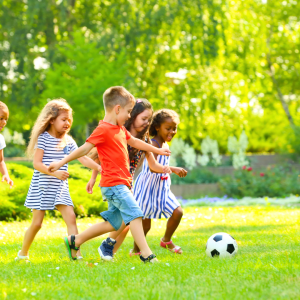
1, 0, 300, 151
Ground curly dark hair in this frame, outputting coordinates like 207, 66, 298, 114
149, 109, 180, 137
124, 98, 153, 161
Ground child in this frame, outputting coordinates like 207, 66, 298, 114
0, 101, 13, 188
86, 99, 171, 259
15, 99, 100, 261
132, 109, 187, 254
48, 87, 171, 263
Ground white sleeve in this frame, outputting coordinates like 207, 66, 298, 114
35, 134, 46, 150
0, 134, 6, 150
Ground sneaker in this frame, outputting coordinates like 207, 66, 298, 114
15, 250, 30, 262
98, 238, 116, 261
140, 254, 158, 263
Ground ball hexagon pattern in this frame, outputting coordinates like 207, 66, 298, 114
206, 232, 238, 258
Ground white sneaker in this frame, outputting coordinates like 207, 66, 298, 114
15, 250, 30, 262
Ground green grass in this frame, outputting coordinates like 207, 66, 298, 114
1, 206, 300, 299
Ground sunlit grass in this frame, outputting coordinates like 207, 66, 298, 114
1, 206, 300, 299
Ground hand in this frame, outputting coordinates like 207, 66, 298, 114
98, 165, 102, 173
48, 161, 63, 173
2, 175, 13, 188
156, 148, 171, 156
54, 170, 69, 181
162, 165, 172, 174
86, 179, 96, 194
173, 167, 188, 178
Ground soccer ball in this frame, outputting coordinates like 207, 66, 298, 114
206, 232, 238, 258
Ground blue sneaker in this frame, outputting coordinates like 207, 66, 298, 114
98, 238, 116, 261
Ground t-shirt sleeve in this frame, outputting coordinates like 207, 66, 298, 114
86, 126, 105, 146
124, 128, 131, 140
0, 134, 6, 150
69, 138, 78, 153
36, 134, 46, 150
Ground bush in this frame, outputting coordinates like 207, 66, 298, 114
1, 162, 106, 221
219, 165, 300, 198
171, 167, 219, 185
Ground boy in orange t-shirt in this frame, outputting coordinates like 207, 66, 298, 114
49, 86, 171, 263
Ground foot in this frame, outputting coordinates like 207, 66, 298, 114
140, 254, 158, 263
160, 238, 182, 254
98, 237, 116, 261
15, 250, 30, 262
64, 235, 80, 260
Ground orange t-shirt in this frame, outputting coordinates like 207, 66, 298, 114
86, 121, 132, 187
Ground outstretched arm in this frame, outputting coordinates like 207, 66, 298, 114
86, 158, 101, 194
146, 152, 172, 174
48, 142, 96, 172
127, 137, 171, 156
78, 156, 102, 173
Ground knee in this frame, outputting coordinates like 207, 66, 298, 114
143, 221, 151, 233
174, 207, 183, 219
67, 211, 77, 225
32, 221, 43, 231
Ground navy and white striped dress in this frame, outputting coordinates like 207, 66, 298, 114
133, 144, 180, 219
24, 131, 78, 210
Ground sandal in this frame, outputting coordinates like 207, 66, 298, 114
64, 235, 80, 261
129, 249, 141, 257
160, 238, 182, 254
140, 254, 158, 263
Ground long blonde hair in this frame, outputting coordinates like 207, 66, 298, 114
27, 99, 73, 157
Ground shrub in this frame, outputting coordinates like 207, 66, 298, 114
171, 168, 219, 185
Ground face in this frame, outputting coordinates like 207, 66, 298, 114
50, 111, 72, 134
0, 108, 9, 132
157, 117, 178, 142
133, 109, 152, 133
116, 102, 134, 126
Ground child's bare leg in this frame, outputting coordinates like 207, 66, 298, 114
129, 217, 152, 258
19, 210, 45, 256
162, 206, 183, 249
69, 221, 115, 257
132, 218, 151, 253
109, 223, 130, 254
57, 205, 82, 257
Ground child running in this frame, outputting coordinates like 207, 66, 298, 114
16, 99, 100, 261
48, 87, 171, 263
132, 109, 187, 255
0, 101, 13, 188
86, 99, 171, 260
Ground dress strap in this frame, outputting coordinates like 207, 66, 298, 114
151, 138, 161, 148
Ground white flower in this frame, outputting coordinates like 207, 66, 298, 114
33, 57, 50, 70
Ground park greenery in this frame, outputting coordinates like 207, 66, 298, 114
1, 0, 300, 154
1, 206, 300, 299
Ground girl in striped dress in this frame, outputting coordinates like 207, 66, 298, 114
133, 109, 187, 254
15, 99, 100, 261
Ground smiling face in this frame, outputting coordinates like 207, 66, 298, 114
50, 110, 72, 135
116, 102, 135, 126
157, 117, 178, 142
0, 108, 9, 132
133, 109, 152, 133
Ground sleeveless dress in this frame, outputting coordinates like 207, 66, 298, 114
24, 131, 78, 210
133, 140, 180, 219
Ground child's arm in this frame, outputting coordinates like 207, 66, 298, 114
0, 149, 13, 188
86, 158, 100, 194
127, 137, 171, 156
77, 156, 102, 173
34, 149, 69, 181
48, 142, 98, 173
146, 152, 172, 174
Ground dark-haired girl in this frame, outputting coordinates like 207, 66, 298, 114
86, 99, 171, 259
133, 109, 187, 255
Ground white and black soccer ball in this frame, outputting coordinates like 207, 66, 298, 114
206, 232, 238, 258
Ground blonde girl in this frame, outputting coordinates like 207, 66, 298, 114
16, 99, 100, 261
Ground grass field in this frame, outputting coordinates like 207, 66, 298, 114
1, 206, 300, 300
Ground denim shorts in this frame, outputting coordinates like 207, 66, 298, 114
100, 185, 144, 230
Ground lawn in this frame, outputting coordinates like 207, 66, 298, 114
1, 206, 299, 299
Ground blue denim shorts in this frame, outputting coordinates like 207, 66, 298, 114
100, 185, 144, 230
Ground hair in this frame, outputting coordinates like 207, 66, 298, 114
27, 98, 73, 157
149, 109, 180, 137
103, 86, 135, 111
0, 101, 9, 112
87, 98, 153, 162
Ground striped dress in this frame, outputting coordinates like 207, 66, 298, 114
24, 131, 78, 210
133, 142, 180, 219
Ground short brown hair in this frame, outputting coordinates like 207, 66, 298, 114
103, 86, 135, 111
0, 101, 8, 112
149, 109, 180, 136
